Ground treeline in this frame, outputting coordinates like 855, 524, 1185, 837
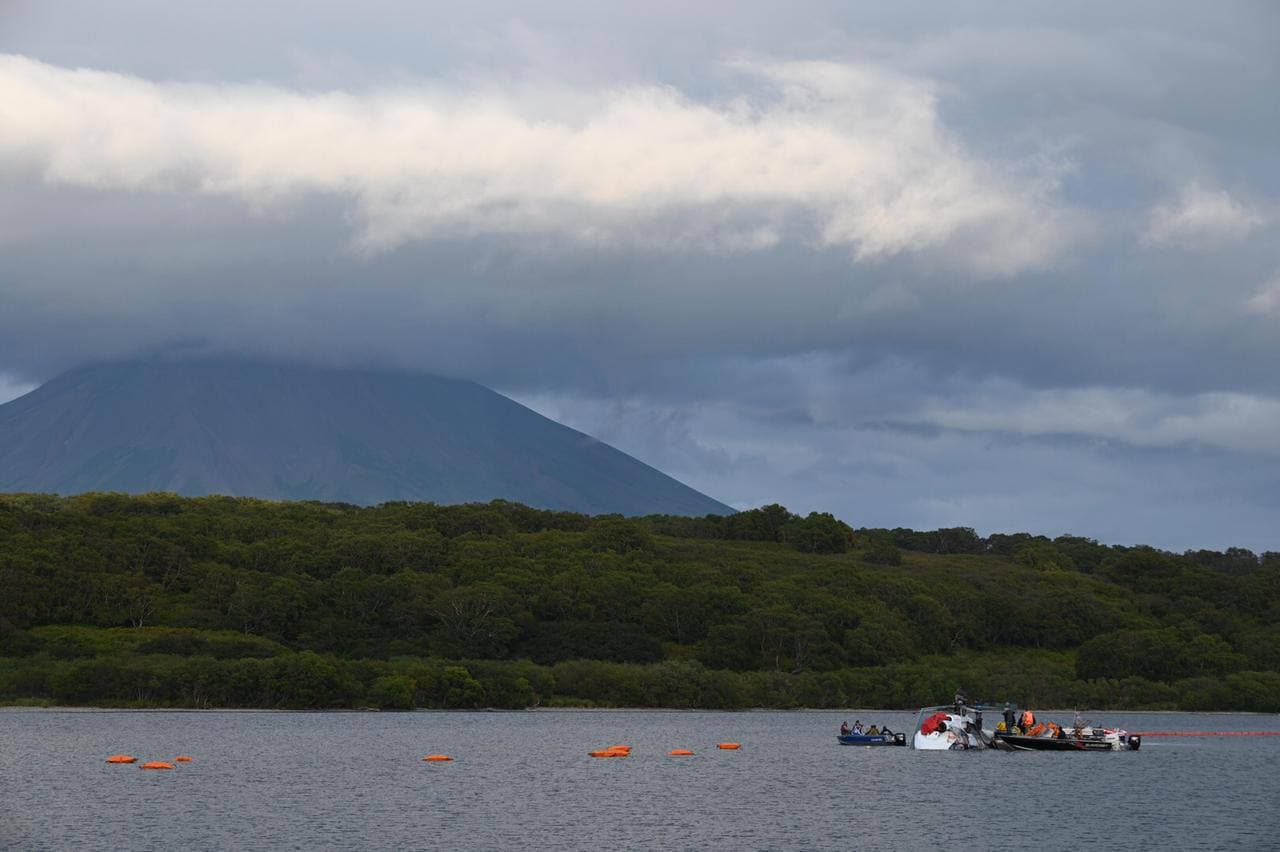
1, 493, 1277, 710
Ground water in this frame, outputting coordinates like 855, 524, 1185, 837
2, 709, 1278, 850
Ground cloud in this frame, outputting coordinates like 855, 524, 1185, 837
1245, 273, 1280, 316
0, 375, 35, 405
916, 383, 1280, 455
0, 53, 1076, 274
1141, 182, 1266, 248
513, 371, 1280, 552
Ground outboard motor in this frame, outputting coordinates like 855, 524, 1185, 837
893, 733, 907, 746
1128, 735, 1141, 751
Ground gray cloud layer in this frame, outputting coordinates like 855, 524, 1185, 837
1, 54, 1080, 273
1, 1, 1277, 550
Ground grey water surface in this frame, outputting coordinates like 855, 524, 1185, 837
2, 709, 1278, 851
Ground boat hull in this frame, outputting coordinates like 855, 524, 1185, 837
838, 733, 906, 747
995, 732, 1138, 752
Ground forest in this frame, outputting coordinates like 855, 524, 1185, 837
1, 492, 1277, 711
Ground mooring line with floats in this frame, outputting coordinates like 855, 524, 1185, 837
107, 743, 737, 767
102, 732, 1280, 771
1128, 730, 1280, 737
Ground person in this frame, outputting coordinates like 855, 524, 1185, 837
840, 720, 851, 736
1003, 704, 1017, 731
880, 726, 894, 737
852, 720, 864, 734
866, 724, 880, 735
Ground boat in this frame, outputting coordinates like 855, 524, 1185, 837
837, 732, 907, 747
993, 713, 1140, 752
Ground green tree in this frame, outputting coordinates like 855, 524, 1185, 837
368, 675, 416, 710
781, 513, 855, 554
431, 584, 523, 658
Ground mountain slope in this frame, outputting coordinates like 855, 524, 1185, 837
0, 359, 732, 515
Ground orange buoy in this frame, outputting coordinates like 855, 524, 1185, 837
423, 754, 454, 762
589, 749, 629, 757
717, 742, 742, 750
174, 756, 194, 763
106, 755, 137, 764
668, 749, 694, 756
140, 761, 175, 770
608, 745, 631, 752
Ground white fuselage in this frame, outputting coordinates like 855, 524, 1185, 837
913, 709, 985, 750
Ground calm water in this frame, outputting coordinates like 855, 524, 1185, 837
2, 709, 1278, 850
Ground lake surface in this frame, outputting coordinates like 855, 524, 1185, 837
3, 709, 1278, 850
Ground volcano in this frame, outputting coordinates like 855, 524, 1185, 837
0, 359, 731, 516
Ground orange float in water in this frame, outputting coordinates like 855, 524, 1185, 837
106, 755, 137, 764
668, 749, 694, 756
608, 745, 631, 752
423, 754, 454, 762
140, 761, 175, 770
589, 749, 629, 758
717, 742, 742, 750
174, 756, 194, 763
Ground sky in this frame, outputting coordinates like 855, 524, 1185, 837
1, 1, 1277, 552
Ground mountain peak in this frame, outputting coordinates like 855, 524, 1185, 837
0, 358, 732, 516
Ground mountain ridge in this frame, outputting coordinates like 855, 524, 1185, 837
0, 358, 732, 516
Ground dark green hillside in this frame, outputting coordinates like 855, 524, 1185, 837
1, 493, 1277, 710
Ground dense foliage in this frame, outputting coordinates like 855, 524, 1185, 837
1, 493, 1277, 710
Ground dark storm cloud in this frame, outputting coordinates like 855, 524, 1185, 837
1, 1, 1277, 550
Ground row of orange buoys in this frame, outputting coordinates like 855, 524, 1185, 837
106, 754, 194, 769
588, 743, 743, 757
108, 744, 740, 767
